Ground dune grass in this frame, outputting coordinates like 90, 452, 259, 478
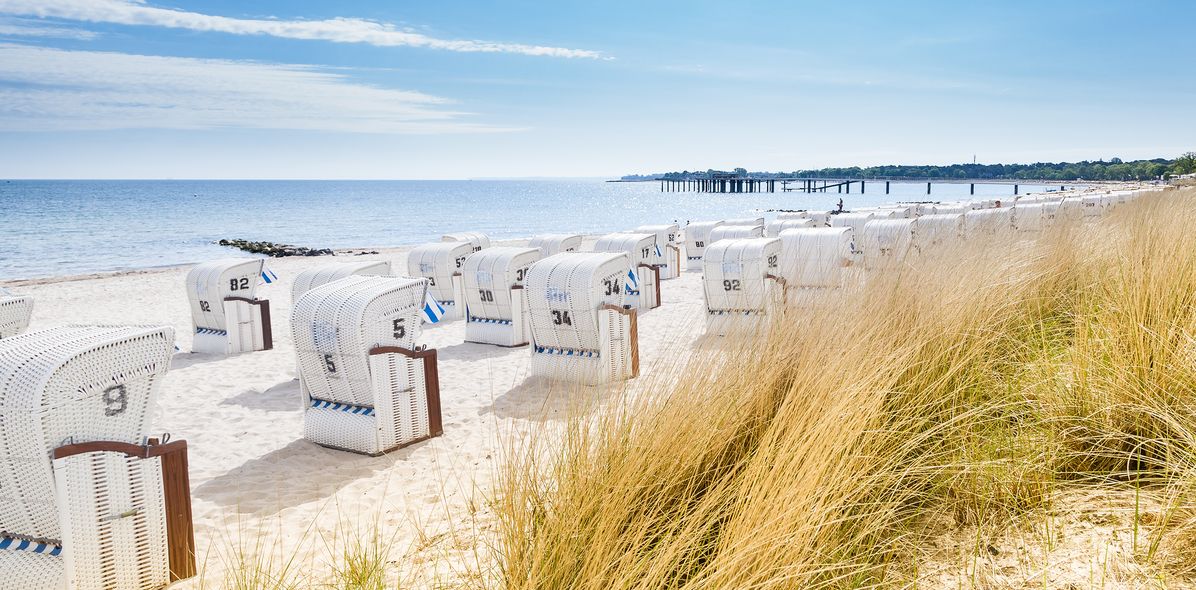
488, 188, 1196, 588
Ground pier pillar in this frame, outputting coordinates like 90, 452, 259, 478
861, 180, 865, 194
970, 183, 975, 195
1014, 185, 1019, 195
885, 181, 890, 194
927, 182, 932, 195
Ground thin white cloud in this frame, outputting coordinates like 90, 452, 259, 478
0, 43, 513, 133
0, 16, 98, 39
0, 0, 603, 59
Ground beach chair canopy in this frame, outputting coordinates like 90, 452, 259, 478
291, 260, 392, 303
915, 213, 965, 247
462, 247, 541, 322
765, 218, 815, 237
527, 234, 583, 257
407, 241, 474, 303
591, 233, 658, 267
708, 224, 764, 244
186, 258, 265, 333
525, 252, 628, 354
703, 238, 782, 312
441, 232, 490, 253
829, 212, 875, 239
861, 219, 918, 267
633, 224, 680, 245
778, 227, 855, 288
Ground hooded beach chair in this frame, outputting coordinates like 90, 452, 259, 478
829, 212, 874, 265
525, 252, 638, 385
1012, 203, 1047, 234
778, 227, 857, 297
528, 234, 583, 257
291, 260, 392, 303
407, 241, 473, 322
591, 233, 661, 311
0, 293, 33, 339
185, 258, 273, 354
462, 247, 542, 347
292, 276, 442, 456
860, 219, 918, 271
765, 217, 815, 237
702, 238, 785, 336
914, 213, 965, 251
964, 207, 1013, 236
684, 221, 724, 272
0, 326, 195, 590
441, 232, 490, 253
633, 225, 682, 280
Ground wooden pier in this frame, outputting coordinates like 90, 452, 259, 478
657, 176, 1061, 196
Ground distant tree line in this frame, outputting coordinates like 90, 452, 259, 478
624, 153, 1196, 182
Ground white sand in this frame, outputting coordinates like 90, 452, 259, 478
1, 239, 710, 586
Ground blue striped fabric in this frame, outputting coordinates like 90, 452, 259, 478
708, 310, 761, 316
310, 398, 375, 416
468, 316, 512, 325
195, 327, 228, 336
0, 536, 62, 556
533, 346, 599, 358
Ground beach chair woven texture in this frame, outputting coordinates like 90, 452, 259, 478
765, 218, 815, 237
293, 276, 438, 455
0, 325, 179, 590
683, 221, 723, 271
462, 247, 542, 347
860, 219, 918, 270
407, 242, 473, 320
702, 238, 782, 335
778, 227, 856, 289
591, 233, 660, 310
1012, 203, 1048, 233
708, 224, 764, 243
914, 213, 965, 250
964, 207, 1013, 235
527, 234, 583, 257
633, 225, 681, 280
441, 232, 490, 253
0, 295, 33, 339
525, 252, 635, 385
291, 261, 392, 303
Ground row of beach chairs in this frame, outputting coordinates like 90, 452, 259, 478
0, 187, 1165, 588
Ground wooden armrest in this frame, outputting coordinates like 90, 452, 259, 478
599, 303, 636, 317
765, 273, 788, 288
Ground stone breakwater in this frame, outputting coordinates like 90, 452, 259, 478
217, 239, 334, 257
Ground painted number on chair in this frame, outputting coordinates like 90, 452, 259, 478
455, 256, 467, 269
392, 318, 406, 339
102, 384, 128, 417
229, 277, 250, 291
640, 248, 651, 259
552, 310, 572, 326
324, 353, 337, 373
479, 289, 494, 302
602, 278, 620, 296
199, 301, 211, 312
515, 268, 527, 282
767, 254, 778, 268
723, 279, 742, 291
695, 241, 705, 248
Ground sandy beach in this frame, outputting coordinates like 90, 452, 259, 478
1, 238, 709, 585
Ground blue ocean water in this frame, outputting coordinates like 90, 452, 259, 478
0, 179, 1066, 280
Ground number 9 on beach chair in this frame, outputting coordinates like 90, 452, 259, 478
0, 293, 33, 339
528, 234, 583, 257
684, 221, 723, 272
525, 253, 639, 385
702, 238, 784, 336
186, 258, 273, 355
292, 276, 442, 456
0, 326, 195, 590
463, 247, 542, 347
442, 232, 490, 253
291, 261, 392, 303
591, 233, 661, 311
407, 242, 473, 322
633, 224, 682, 280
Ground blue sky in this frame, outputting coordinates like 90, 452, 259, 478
0, 0, 1192, 179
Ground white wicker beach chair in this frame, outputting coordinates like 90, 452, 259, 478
1058, 197, 1088, 222
462, 247, 542, 347
591, 233, 661, 311
527, 234, 583, 257
442, 232, 490, 253
829, 212, 874, 264
525, 252, 638, 385
1012, 203, 1047, 233
0, 294, 33, 339
407, 242, 473, 322
683, 221, 724, 272
0, 326, 195, 590
633, 224, 682, 280
702, 238, 784, 335
778, 227, 857, 293
291, 261, 392, 303
708, 224, 765, 245
186, 258, 272, 355
765, 218, 815, 237
292, 276, 441, 456
964, 207, 1013, 236
914, 213, 965, 250
860, 219, 918, 271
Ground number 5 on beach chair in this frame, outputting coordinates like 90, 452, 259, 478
186, 258, 273, 354
0, 326, 195, 590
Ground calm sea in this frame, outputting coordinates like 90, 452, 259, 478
0, 179, 1066, 280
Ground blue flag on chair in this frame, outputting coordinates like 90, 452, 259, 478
625, 268, 639, 294
260, 268, 278, 284
655, 244, 663, 257
423, 292, 446, 323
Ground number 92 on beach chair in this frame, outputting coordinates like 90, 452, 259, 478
292, 276, 442, 456
0, 325, 195, 590
462, 247, 542, 347
185, 258, 273, 355
703, 238, 785, 335
525, 252, 639, 385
